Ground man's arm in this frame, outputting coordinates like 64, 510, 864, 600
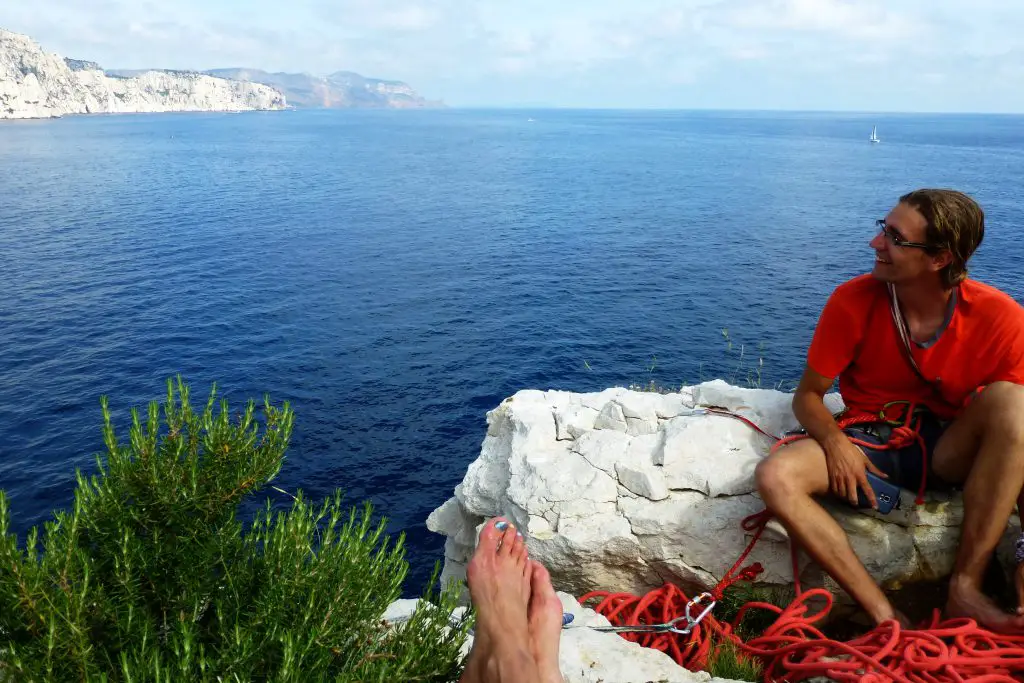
792, 366, 847, 451
791, 365, 888, 508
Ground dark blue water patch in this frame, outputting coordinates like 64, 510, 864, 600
1, 109, 1022, 595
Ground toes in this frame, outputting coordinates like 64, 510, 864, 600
479, 517, 508, 551
519, 545, 533, 597
499, 523, 518, 556
530, 560, 557, 600
512, 530, 528, 566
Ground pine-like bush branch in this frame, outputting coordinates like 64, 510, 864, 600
0, 377, 470, 682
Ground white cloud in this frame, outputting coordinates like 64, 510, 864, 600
724, 0, 919, 40
730, 46, 768, 61
2, 0, 1024, 110
380, 6, 438, 31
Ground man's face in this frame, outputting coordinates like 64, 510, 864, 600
869, 202, 940, 284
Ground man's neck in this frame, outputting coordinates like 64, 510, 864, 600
893, 278, 953, 323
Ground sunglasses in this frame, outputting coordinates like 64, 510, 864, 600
875, 219, 933, 250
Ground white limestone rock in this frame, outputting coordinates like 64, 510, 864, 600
555, 404, 599, 440
1, 29, 285, 119
615, 461, 670, 501
616, 393, 663, 435
381, 598, 423, 625
594, 401, 628, 432
430, 381, 1022, 614
656, 414, 768, 496
655, 390, 696, 419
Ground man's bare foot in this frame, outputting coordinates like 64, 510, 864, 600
865, 598, 909, 630
883, 610, 913, 630
947, 576, 1024, 633
459, 518, 539, 683
527, 560, 564, 683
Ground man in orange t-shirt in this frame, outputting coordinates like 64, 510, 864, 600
755, 189, 1024, 633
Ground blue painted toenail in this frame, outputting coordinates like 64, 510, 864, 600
495, 521, 509, 531
562, 613, 574, 626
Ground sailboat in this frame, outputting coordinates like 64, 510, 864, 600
869, 125, 880, 143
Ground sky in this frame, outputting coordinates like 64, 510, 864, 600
3, 0, 1023, 111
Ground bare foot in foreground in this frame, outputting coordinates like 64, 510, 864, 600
460, 518, 539, 683
527, 560, 565, 683
947, 576, 1024, 633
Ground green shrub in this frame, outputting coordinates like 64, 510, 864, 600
0, 378, 470, 682
704, 639, 764, 682
702, 581, 792, 681
715, 580, 793, 641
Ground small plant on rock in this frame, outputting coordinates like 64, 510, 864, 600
703, 580, 792, 681
705, 639, 764, 682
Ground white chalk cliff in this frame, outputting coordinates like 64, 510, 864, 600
0, 29, 285, 119
429, 381, 1021, 613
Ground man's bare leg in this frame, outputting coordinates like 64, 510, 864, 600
931, 382, 1024, 632
460, 518, 540, 683
755, 439, 901, 624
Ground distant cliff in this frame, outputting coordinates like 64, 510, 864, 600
203, 68, 442, 109
0, 29, 286, 120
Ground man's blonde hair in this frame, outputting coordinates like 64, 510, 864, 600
899, 189, 985, 288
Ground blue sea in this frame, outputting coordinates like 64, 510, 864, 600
2, 109, 1023, 593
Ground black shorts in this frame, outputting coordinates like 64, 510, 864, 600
841, 411, 953, 500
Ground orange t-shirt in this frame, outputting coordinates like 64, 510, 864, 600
807, 274, 1024, 420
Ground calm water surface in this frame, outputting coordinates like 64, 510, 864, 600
1, 109, 1022, 592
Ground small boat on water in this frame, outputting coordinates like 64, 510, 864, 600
870, 125, 880, 143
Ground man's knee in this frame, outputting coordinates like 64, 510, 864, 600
754, 457, 779, 499
975, 382, 1024, 444
755, 443, 820, 505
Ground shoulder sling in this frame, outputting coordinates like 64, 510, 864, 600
885, 282, 950, 405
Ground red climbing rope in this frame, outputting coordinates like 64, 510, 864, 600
579, 408, 1024, 682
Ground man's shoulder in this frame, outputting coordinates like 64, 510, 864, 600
960, 279, 1024, 336
830, 273, 886, 303
961, 279, 1024, 316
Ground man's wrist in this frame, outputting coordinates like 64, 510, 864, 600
819, 430, 849, 455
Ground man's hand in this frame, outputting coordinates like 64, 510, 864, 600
791, 365, 889, 509
823, 435, 888, 508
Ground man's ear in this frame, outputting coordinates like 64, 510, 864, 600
931, 249, 954, 271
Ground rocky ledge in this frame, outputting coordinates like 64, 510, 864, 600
424, 380, 1021, 678
0, 29, 285, 119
